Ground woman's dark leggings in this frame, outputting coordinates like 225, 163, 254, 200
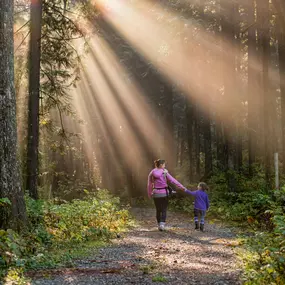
153, 197, 168, 223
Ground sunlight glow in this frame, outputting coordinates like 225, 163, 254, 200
92, 0, 278, 124
68, 21, 185, 192
64, 0, 281, 191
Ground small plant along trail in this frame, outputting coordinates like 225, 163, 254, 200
31, 208, 241, 285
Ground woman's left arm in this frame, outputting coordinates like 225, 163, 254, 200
147, 172, 154, 198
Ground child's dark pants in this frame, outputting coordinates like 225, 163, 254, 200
194, 208, 206, 224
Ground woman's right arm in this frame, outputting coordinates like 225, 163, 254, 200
166, 172, 186, 190
147, 171, 154, 198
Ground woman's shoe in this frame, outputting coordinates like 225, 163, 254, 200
159, 222, 166, 231
195, 222, 199, 230
200, 224, 204, 232
158, 223, 161, 231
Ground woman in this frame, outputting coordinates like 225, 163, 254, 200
147, 159, 186, 231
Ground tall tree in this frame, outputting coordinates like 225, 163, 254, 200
215, 0, 226, 172
221, 0, 238, 191
0, 0, 27, 229
247, 0, 258, 176
261, 0, 271, 185
280, 32, 285, 174
234, 3, 243, 172
194, 104, 201, 179
201, 0, 213, 179
277, 2, 285, 174
26, 0, 43, 199
203, 112, 212, 179
186, 100, 194, 181
162, 83, 176, 174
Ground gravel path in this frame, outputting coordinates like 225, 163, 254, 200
31, 208, 242, 285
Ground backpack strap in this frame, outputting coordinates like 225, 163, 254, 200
162, 169, 169, 197
163, 169, 168, 181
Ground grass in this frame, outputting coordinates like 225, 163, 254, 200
59, 239, 107, 260
152, 274, 168, 282
21, 238, 108, 272
1, 240, 109, 284
140, 262, 157, 274
1, 190, 133, 284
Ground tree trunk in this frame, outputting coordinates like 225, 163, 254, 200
180, 130, 185, 167
235, 6, 243, 173
204, 113, 212, 179
26, 0, 43, 200
215, 0, 226, 172
0, 0, 27, 229
279, 31, 285, 174
176, 125, 184, 167
221, 1, 238, 191
200, 0, 212, 180
194, 104, 201, 180
186, 101, 194, 181
216, 119, 225, 171
261, 0, 271, 186
162, 84, 175, 174
248, 0, 259, 175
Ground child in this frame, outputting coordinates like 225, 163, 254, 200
184, 182, 209, 232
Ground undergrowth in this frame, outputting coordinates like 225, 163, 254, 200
0, 189, 132, 284
168, 171, 285, 285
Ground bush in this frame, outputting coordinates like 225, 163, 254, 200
45, 190, 130, 241
168, 171, 285, 284
0, 189, 131, 282
211, 182, 285, 284
241, 209, 285, 284
169, 194, 194, 213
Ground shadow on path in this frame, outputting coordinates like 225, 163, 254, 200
31, 207, 241, 285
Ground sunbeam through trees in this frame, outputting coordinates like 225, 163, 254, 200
1, 0, 285, 284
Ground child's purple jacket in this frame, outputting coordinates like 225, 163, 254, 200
185, 190, 209, 211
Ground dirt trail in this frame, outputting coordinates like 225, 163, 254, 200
32, 208, 241, 285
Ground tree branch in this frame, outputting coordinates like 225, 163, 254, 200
14, 7, 30, 15
14, 20, 30, 34
15, 31, 30, 52
44, 1, 84, 38
40, 89, 66, 137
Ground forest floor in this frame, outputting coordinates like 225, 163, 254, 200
30, 208, 242, 285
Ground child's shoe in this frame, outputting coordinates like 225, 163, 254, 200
200, 224, 204, 232
195, 222, 199, 230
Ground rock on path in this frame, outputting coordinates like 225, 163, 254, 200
32, 208, 241, 285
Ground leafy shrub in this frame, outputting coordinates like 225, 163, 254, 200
0, 229, 26, 269
45, 190, 130, 241
0, 198, 12, 207
169, 194, 195, 213
169, 170, 285, 284
0, 189, 131, 282
210, 182, 285, 284
241, 209, 285, 285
